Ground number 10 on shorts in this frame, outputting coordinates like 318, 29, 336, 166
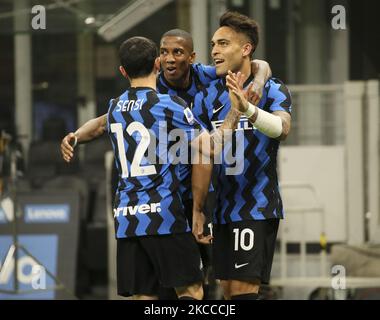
233, 228, 254, 251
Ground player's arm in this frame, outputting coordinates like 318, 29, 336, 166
191, 107, 241, 245
189, 85, 245, 235
172, 99, 213, 244
210, 71, 251, 151
249, 59, 272, 104
190, 108, 241, 160
226, 72, 291, 141
61, 113, 107, 163
192, 162, 213, 244
191, 82, 244, 158
201, 71, 253, 156
187, 94, 214, 244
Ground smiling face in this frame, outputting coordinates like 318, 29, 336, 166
211, 26, 253, 77
159, 36, 195, 88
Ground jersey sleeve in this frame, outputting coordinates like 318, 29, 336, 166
107, 97, 120, 133
192, 63, 217, 86
263, 78, 292, 114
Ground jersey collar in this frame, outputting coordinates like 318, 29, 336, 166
129, 86, 157, 92
159, 66, 194, 92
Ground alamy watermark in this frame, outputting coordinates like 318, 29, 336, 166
0, 252, 46, 290
31, 5, 46, 30
30, 4, 347, 31
331, 5, 346, 30
110, 120, 246, 176
31, 265, 47, 290
331, 264, 346, 290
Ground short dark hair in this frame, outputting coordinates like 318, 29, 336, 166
161, 29, 194, 52
119, 36, 158, 78
219, 11, 259, 57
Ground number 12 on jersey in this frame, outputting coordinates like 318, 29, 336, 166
110, 122, 157, 178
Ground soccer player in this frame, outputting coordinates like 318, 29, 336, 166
192, 11, 292, 300
107, 36, 210, 300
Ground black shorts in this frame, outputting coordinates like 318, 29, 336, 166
117, 232, 203, 297
213, 219, 279, 284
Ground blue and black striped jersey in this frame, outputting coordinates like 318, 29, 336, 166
107, 87, 201, 238
157, 63, 217, 199
193, 77, 292, 224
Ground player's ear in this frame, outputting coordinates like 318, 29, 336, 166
154, 57, 161, 72
242, 43, 253, 58
119, 66, 128, 79
189, 51, 196, 64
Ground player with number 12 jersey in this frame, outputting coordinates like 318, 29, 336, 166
108, 88, 202, 239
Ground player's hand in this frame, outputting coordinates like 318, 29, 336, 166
226, 70, 251, 113
61, 132, 77, 163
192, 209, 213, 244
247, 82, 263, 105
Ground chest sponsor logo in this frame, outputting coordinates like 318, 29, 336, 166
114, 202, 162, 217
212, 117, 256, 131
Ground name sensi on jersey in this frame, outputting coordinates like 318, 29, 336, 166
113, 202, 161, 217
115, 99, 145, 112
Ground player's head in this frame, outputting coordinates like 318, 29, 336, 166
119, 36, 160, 80
160, 29, 195, 85
212, 11, 259, 77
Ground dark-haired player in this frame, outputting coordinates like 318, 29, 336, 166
107, 36, 209, 300
192, 11, 292, 300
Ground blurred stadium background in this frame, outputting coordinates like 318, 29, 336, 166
0, 0, 379, 300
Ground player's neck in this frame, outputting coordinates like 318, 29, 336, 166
130, 74, 157, 91
236, 59, 252, 84
165, 69, 191, 89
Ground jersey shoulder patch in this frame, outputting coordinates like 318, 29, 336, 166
184, 107, 195, 125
